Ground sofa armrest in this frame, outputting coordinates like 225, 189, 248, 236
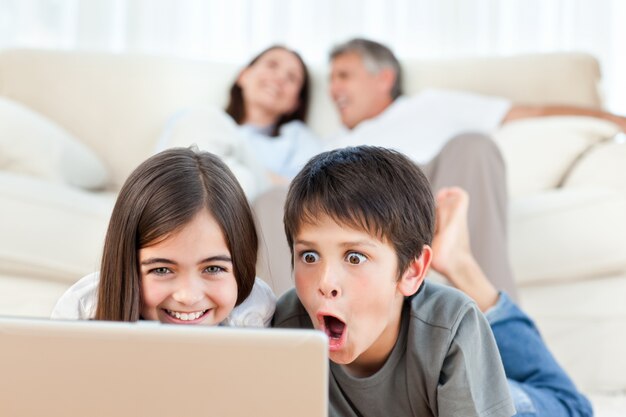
563, 136, 626, 195
493, 116, 621, 198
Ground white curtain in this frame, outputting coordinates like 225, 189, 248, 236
0, 0, 624, 113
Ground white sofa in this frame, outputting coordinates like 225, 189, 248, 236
1, 49, 625, 402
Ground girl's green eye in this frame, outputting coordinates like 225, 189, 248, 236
205, 265, 225, 274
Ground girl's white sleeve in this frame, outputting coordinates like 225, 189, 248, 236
223, 278, 277, 328
50, 272, 99, 320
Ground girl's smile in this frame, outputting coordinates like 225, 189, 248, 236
139, 210, 239, 326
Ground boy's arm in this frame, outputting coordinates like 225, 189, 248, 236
437, 304, 516, 417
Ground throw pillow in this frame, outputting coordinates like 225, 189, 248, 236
0, 96, 109, 190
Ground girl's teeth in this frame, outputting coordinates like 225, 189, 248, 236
167, 310, 206, 321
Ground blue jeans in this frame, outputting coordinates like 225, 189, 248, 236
486, 293, 593, 417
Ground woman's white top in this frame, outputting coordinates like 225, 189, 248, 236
155, 106, 270, 200
240, 120, 322, 179
51, 272, 276, 328
156, 106, 322, 197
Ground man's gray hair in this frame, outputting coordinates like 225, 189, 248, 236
330, 38, 402, 99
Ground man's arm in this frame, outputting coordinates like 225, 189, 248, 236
503, 104, 626, 132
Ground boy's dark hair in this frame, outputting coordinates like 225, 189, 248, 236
284, 146, 435, 277
96, 147, 257, 321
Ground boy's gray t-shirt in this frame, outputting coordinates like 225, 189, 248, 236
273, 281, 515, 417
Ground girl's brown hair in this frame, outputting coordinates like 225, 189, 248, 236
225, 45, 310, 137
95, 148, 258, 321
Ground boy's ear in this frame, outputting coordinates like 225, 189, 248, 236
397, 245, 432, 297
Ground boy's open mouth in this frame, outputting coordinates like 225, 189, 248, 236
322, 315, 346, 349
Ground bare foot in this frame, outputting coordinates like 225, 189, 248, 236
432, 187, 499, 312
431, 187, 472, 276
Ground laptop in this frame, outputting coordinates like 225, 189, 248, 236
0, 316, 328, 417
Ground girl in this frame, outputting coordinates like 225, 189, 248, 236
52, 147, 275, 327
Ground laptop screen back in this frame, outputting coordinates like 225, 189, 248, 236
0, 317, 328, 417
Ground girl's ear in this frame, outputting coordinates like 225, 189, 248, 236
397, 245, 432, 297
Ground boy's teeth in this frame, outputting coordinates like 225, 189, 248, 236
167, 310, 206, 321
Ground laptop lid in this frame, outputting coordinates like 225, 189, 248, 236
0, 316, 328, 417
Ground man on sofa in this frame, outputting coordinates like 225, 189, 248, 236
326, 37, 626, 300
254, 38, 626, 300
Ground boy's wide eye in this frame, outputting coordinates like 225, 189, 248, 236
346, 252, 367, 265
301, 251, 320, 264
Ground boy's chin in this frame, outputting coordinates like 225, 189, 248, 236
329, 351, 354, 365
327, 341, 360, 366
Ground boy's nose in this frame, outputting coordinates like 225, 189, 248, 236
318, 265, 341, 299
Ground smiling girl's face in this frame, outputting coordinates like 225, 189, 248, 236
138, 209, 238, 325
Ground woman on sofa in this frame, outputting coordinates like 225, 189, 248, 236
157, 45, 321, 198
225, 45, 321, 182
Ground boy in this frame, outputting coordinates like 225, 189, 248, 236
273, 146, 516, 417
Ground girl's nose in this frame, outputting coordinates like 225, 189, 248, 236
172, 276, 204, 305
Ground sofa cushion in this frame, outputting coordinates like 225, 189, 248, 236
0, 50, 237, 189
0, 273, 71, 318
520, 273, 626, 393
494, 116, 621, 198
0, 96, 110, 190
0, 172, 115, 282
563, 139, 626, 195
510, 188, 626, 285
